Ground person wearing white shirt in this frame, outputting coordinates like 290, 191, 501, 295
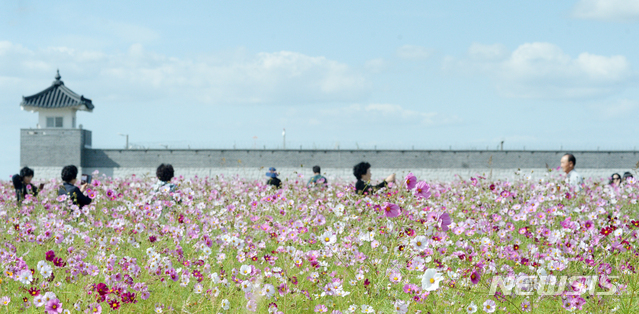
560, 153, 584, 191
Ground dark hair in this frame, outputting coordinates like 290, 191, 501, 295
156, 164, 175, 182
623, 172, 634, 180
563, 153, 576, 166
313, 165, 321, 174
609, 173, 621, 185
353, 162, 371, 180
61, 165, 78, 182
20, 167, 34, 178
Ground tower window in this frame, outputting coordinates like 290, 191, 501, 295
46, 117, 64, 128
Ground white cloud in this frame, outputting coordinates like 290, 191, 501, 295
102, 20, 160, 43
573, 0, 639, 22
468, 43, 508, 61
396, 45, 434, 60
444, 42, 633, 99
591, 99, 639, 118
320, 103, 459, 126
364, 58, 386, 73
0, 41, 371, 105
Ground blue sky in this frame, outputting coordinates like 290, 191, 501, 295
2, 0, 639, 177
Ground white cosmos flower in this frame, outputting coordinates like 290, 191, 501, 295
221, 299, 230, 310
412, 236, 428, 251
40, 264, 53, 278
394, 300, 409, 314
33, 295, 45, 307
321, 231, 337, 246
240, 281, 253, 293
239, 264, 252, 276
614, 229, 623, 237
465, 301, 478, 313
483, 299, 496, 313
262, 284, 275, 297
421, 268, 444, 291
18, 270, 33, 285
37, 260, 47, 272
42, 292, 56, 304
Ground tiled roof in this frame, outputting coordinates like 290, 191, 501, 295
20, 70, 94, 111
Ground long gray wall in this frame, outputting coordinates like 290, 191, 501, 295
82, 148, 639, 169
21, 128, 639, 181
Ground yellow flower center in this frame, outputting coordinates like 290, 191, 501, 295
430, 278, 435, 283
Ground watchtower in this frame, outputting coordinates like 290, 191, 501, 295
20, 71, 94, 179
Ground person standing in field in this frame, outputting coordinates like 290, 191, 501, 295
307, 165, 328, 188
12, 167, 44, 205
57, 165, 92, 208
266, 167, 282, 189
353, 161, 395, 195
560, 153, 584, 192
153, 163, 177, 193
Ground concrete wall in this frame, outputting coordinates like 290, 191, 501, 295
21, 128, 91, 168
30, 166, 635, 182
21, 128, 639, 182
79, 149, 637, 181
81, 148, 639, 169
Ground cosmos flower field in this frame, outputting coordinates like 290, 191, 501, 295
1, 169, 638, 313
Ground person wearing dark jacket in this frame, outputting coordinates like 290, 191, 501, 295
266, 167, 282, 189
57, 165, 91, 208
12, 167, 43, 205
353, 162, 395, 195
307, 165, 328, 188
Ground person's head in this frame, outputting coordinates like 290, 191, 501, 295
61, 165, 78, 183
353, 162, 372, 181
610, 173, 622, 186
623, 172, 634, 181
560, 153, 576, 174
313, 165, 321, 174
266, 167, 278, 178
19, 167, 34, 184
156, 164, 175, 182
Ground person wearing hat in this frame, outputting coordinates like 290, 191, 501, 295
266, 167, 282, 188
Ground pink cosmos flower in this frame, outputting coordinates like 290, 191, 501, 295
389, 270, 402, 284
583, 220, 594, 230
45, 298, 62, 314
438, 213, 451, 231
382, 202, 401, 218
404, 173, 417, 190
314, 304, 328, 312
413, 181, 431, 199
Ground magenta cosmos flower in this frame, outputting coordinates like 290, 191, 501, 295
470, 271, 481, 285
45, 298, 63, 314
413, 181, 431, 199
404, 173, 417, 190
438, 213, 452, 231
45, 250, 55, 262
382, 202, 401, 218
